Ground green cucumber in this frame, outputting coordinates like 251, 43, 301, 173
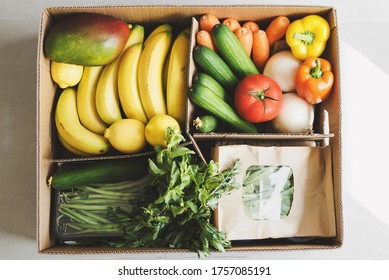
188, 84, 257, 134
211, 24, 259, 78
192, 72, 233, 104
193, 115, 218, 133
193, 45, 239, 90
49, 157, 149, 190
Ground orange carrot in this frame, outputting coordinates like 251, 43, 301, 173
222, 18, 241, 32
196, 30, 216, 51
252, 30, 270, 72
199, 13, 220, 33
265, 16, 290, 47
234, 27, 253, 57
242, 21, 259, 33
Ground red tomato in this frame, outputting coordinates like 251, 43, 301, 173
234, 74, 283, 123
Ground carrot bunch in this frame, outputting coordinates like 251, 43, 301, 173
196, 13, 291, 73
196, 13, 219, 50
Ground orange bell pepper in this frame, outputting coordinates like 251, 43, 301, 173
295, 57, 334, 104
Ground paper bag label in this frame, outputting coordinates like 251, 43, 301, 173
213, 145, 336, 240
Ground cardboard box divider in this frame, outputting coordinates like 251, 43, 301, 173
37, 5, 342, 254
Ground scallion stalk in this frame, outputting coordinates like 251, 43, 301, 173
56, 175, 149, 236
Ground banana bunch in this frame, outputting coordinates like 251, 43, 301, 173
52, 23, 191, 156
55, 87, 111, 156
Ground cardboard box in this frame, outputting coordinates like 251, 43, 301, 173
37, 5, 342, 254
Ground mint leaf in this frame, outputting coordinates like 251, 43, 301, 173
111, 129, 241, 258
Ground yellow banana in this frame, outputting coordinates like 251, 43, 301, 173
125, 24, 145, 48
166, 27, 191, 126
138, 30, 172, 119
95, 59, 122, 125
144, 24, 172, 46
57, 133, 93, 157
55, 87, 111, 155
163, 50, 171, 96
95, 24, 145, 125
76, 66, 107, 135
118, 43, 148, 124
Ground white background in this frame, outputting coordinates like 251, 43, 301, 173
1, 0, 389, 262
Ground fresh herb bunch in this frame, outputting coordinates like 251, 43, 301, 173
113, 128, 240, 258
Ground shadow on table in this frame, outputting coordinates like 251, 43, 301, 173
0, 35, 39, 241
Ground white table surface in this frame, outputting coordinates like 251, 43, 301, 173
1, 0, 389, 260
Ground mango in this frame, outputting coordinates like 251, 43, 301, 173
44, 13, 130, 66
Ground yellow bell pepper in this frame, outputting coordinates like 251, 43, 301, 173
286, 15, 330, 60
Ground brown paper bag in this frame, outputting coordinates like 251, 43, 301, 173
213, 145, 336, 240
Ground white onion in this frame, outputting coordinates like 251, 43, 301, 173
271, 93, 315, 133
263, 50, 302, 92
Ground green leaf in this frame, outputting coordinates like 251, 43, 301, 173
166, 128, 186, 150
170, 147, 195, 159
206, 160, 219, 176
154, 145, 165, 153
192, 171, 205, 187
170, 204, 185, 217
169, 161, 180, 187
164, 188, 182, 204
148, 159, 166, 176
198, 189, 208, 205
212, 240, 226, 252
185, 201, 198, 213
171, 230, 184, 248
179, 172, 191, 188
156, 215, 170, 223
152, 223, 162, 240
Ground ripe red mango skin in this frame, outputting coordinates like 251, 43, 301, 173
44, 13, 130, 66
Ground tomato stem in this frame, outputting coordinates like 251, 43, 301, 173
247, 87, 279, 115
247, 87, 278, 101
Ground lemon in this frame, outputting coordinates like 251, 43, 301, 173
145, 114, 181, 147
50, 61, 84, 89
104, 119, 147, 154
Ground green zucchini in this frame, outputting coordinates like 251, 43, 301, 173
211, 24, 259, 78
192, 72, 233, 104
193, 45, 239, 90
188, 84, 257, 134
49, 157, 149, 190
193, 115, 218, 133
